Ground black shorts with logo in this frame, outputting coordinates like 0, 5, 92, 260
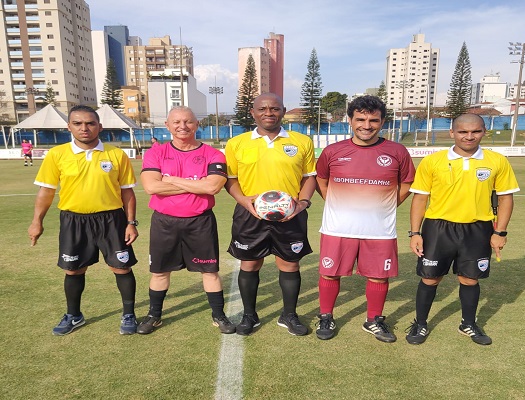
58, 209, 137, 270
227, 203, 312, 262
417, 218, 493, 280
149, 210, 220, 273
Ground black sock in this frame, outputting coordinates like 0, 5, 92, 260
64, 274, 85, 316
415, 280, 437, 325
238, 270, 259, 315
148, 288, 168, 318
206, 290, 226, 318
115, 270, 136, 315
279, 270, 301, 315
459, 283, 480, 325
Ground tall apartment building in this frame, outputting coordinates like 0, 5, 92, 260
385, 34, 439, 110
471, 74, 509, 104
104, 25, 129, 86
264, 32, 284, 99
508, 82, 525, 101
238, 32, 284, 99
238, 47, 269, 96
0, 0, 97, 122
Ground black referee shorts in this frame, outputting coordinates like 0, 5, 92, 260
58, 209, 137, 270
227, 203, 312, 262
417, 218, 493, 280
149, 210, 220, 273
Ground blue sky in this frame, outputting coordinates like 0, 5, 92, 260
89, 0, 525, 114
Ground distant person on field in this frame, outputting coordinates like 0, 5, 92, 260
28, 105, 139, 336
315, 95, 415, 342
225, 93, 316, 336
22, 139, 33, 166
151, 137, 160, 147
138, 106, 235, 335
405, 113, 519, 346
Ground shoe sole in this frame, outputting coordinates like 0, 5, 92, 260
277, 321, 308, 336
52, 319, 86, 336
362, 326, 397, 343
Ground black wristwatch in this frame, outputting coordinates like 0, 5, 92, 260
127, 220, 139, 226
408, 231, 421, 237
493, 230, 507, 237
299, 199, 312, 209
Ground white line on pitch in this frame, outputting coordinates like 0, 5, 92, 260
215, 260, 244, 400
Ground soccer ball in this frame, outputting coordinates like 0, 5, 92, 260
254, 190, 295, 221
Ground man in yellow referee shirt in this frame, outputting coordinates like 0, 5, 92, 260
225, 93, 317, 336
406, 113, 519, 345
28, 105, 139, 336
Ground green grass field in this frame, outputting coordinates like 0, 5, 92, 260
1, 156, 524, 400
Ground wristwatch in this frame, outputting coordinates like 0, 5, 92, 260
408, 231, 421, 237
299, 199, 312, 209
127, 220, 139, 226
493, 230, 507, 237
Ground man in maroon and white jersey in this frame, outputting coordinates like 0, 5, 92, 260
315, 95, 415, 342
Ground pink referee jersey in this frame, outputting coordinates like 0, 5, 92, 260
142, 142, 226, 217
22, 142, 33, 154
316, 139, 415, 239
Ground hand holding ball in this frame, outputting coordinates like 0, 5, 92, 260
254, 190, 295, 221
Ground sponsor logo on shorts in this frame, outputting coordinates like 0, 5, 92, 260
116, 251, 130, 263
476, 169, 491, 182
192, 258, 217, 264
422, 258, 438, 267
100, 161, 113, 172
61, 254, 79, 262
291, 242, 303, 254
478, 258, 489, 272
283, 145, 298, 157
234, 240, 248, 250
377, 155, 392, 167
321, 257, 334, 269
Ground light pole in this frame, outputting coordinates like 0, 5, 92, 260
317, 103, 322, 135
509, 42, 524, 147
395, 80, 414, 142
209, 76, 223, 143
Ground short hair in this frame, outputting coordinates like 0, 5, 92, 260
68, 105, 99, 122
451, 113, 486, 130
347, 95, 386, 120
167, 105, 197, 120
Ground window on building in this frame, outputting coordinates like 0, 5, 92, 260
50, 57, 56, 62
128, 108, 136, 113
47, 35, 54, 39
48, 46, 55, 50
127, 95, 136, 101
46, 23, 52, 27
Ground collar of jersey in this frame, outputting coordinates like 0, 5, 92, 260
71, 139, 104, 154
447, 145, 483, 161
251, 127, 289, 143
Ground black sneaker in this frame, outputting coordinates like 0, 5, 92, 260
277, 312, 308, 336
213, 315, 236, 334
137, 315, 162, 335
316, 313, 336, 340
362, 316, 397, 343
405, 319, 429, 345
458, 321, 492, 345
236, 313, 261, 336
52, 313, 85, 336
120, 314, 137, 335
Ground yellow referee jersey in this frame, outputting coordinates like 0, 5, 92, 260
225, 128, 316, 197
34, 141, 136, 214
410, 147, 519, 223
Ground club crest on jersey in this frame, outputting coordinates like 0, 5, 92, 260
322, 257, 334, 269
283, 145, 298, 157
478, 258, 489, 272
476, 169, 491, 182
100, 161, 113, 172
377, 155, 392, 167
116, 251, 130, 263
193, 156, 205, 165
291, 241, 303, 253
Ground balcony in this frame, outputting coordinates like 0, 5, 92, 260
8, 40, 22, 46
32, 73, 45, 78
10, 62, 24, 67
30, 62, 44, 67
3, 4, 17, 9
25, 4, 38, 9
27, 28, 40, 33
9, 51, 23, 57
26, 16, 39, 21
6, 28, 20, 34
28, 39, 42, 45
13, 85, 27, 91
12, 73, 26, 79
29, 51, 43, 56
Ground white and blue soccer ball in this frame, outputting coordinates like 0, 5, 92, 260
254, 190, 295, 221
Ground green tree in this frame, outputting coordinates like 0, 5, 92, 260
101, 59, 123, 109
43, 81, 58, 107
377, 80, 393, 121
321, 91, 347, 122
300, 48, 323, 126
234, 54, 259, 130
446, 42, 472, 119
200, 113, 228, 128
